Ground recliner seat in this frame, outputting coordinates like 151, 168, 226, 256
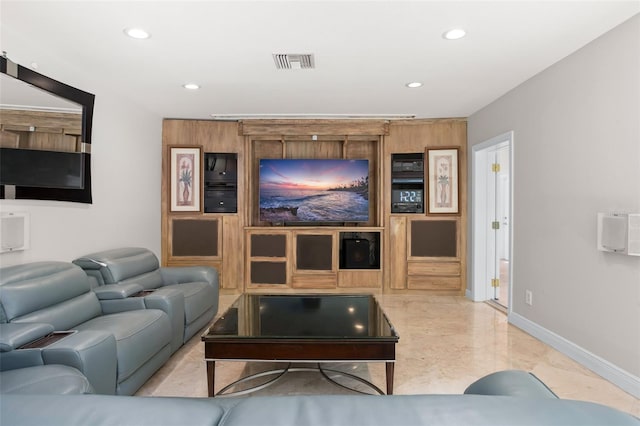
73, 247, 219, 347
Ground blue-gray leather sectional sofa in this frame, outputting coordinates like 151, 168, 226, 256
1, 248, 638, 425
2, 371, 639, 425
0, 247, 219, 395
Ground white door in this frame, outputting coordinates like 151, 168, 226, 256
490, 145, 511, 306
471, 132, 513, 311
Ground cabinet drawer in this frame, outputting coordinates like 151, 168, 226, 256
407, 276, 461, 290
292, 273, 337, 289
337, 270, 382, 288
204, 194, 237, 213
204, 170, 237, 183
407, 262, 460, 276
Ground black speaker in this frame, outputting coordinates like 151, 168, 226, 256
343, 239, 371, 269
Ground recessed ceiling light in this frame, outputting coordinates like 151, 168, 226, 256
443, 28, 466, 40
405, 82, 423, 88
183, 83, 200, 90
124, 28, 150, 39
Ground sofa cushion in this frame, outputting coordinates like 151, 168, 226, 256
75, 309, 171, 383
0, 365, 94, 394
0, 262, 101, 329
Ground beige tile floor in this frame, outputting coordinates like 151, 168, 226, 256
136, 293, 640, 417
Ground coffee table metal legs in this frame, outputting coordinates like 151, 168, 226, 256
206, 360, 395, 397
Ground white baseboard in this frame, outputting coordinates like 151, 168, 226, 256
509, 312, 640, 398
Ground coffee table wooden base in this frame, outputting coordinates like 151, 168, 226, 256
204, 339, 396, 397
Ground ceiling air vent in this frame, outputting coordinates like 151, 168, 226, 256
272, 53, 315, 70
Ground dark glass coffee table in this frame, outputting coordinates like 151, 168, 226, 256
202, 294, 398, 397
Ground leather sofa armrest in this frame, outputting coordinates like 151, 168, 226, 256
93, 283, 144, 300
142, 287, 185, 353
42, 330, 117, 395
97, 284, 158, 315
1, 348, 46, 371
160, 266, 219, 288
0, 323, 55, 352
99, 297, 147, 314
464, 370, 558, 398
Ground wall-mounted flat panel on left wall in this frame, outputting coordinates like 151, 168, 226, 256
0, 212, 30, 253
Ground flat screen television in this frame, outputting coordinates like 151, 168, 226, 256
259, 158, 369, 223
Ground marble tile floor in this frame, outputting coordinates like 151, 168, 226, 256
136, 293, 640, 417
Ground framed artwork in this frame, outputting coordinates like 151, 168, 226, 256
427, 148, 459, 214
170, 146, 201, 212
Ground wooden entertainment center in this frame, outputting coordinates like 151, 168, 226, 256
161, 118, 467, 294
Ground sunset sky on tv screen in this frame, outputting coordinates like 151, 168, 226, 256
259, 159, 368, 190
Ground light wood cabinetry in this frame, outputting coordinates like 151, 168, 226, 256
161, 118, 466, 295
384, 120, 467, 294
246, 227, 382, 292
162, 120, 245, 291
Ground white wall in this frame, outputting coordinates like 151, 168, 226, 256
468, 15, 640, 391
0, 30, 162, 266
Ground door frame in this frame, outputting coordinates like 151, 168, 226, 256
470, 131, 514, 311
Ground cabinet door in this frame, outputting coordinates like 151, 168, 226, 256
169, 218, 220, 259
250, 261, 288, 285
409, 219, 458, 259
291, 233, 337, 289
221, 216, 241, 289
389, 216, 407, 289
295, 234, 333, 271
247, 232, 289, 287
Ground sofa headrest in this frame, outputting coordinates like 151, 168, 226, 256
0, 262, 95, 323
73, 247, 160, 284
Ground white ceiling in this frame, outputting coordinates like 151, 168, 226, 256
1, 1, 639, 120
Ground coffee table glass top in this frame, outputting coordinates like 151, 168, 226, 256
204, 294, 398, 341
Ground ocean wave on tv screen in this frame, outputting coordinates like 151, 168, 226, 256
260, 189, 368, 222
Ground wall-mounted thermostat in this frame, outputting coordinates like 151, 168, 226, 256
597, 213, 640, 256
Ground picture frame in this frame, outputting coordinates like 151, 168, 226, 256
427, 147, 459, 214
169, 146, 201, 212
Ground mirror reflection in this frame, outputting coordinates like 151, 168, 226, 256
0, 73, 83, 153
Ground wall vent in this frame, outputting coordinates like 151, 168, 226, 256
272, 53, 315, 70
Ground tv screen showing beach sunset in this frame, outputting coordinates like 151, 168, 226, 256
259, 159, 369, 222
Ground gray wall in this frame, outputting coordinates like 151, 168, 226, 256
468, 14, 640, 381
